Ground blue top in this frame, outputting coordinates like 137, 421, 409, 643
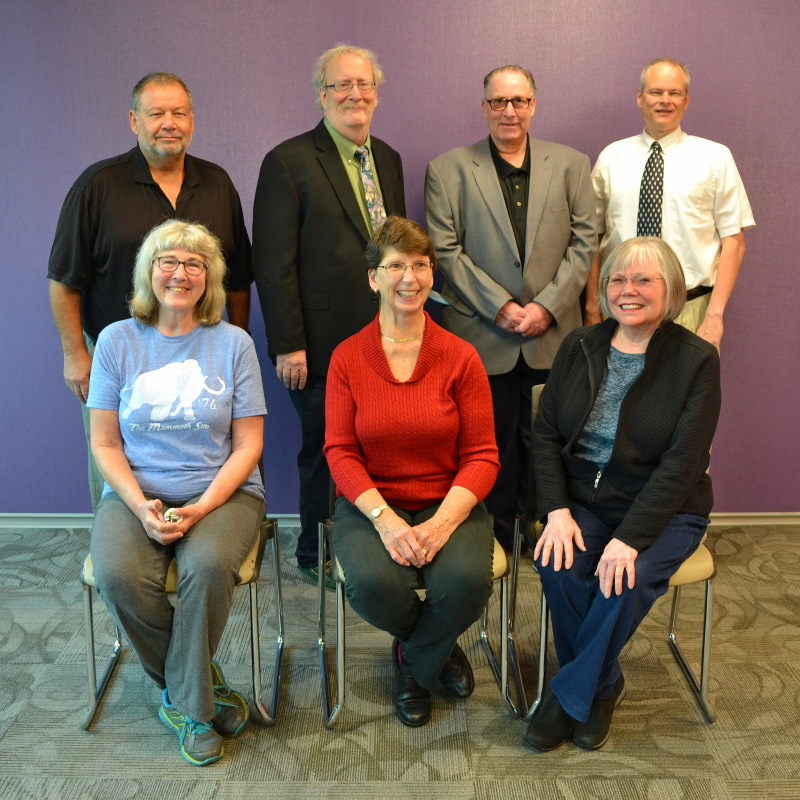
573, 346, 645, 469
87, 319, 267, 501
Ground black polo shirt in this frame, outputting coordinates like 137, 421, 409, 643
490, 137, 531, 258
47, 145, 252, 342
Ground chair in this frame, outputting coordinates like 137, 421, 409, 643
79, 518, 284, 730
518, 384, 717, 723
317, 515, 527, 729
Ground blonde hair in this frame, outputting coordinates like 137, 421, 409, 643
599, 237, 686, 322
129, 219, 227, 326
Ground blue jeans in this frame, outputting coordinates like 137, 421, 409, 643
538, 504, 708, 722
332, 496, 494, 688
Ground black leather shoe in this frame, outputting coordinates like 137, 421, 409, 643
392, 640, 431, 727
437, 643, 475, 698
524, 693, 577, 751
573, 675, 626, 750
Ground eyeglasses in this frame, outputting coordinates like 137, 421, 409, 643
377, 261, 433, 276
606, 275, 665, 291
152, 256, 207, 276
325, 80, 376, 94
643, 89, 687, 99
485, 96, 533, 111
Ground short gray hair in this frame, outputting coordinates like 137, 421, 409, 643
130, 219, 227, 326
599, 237, 686, 323
483, 65, 536, 97
639, 58, 690, 92
131, 72, 193, 112
312, 44, 384, 111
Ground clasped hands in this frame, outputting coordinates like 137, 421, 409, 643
374, 510, 450, 567
495, 300, 552, 338
137, 498, 206, 545
534, 508, 639, 598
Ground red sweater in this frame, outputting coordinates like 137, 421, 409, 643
324, 313, 500, 509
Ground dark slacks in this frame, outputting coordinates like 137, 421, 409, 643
486, 355, 549, 548
538, 503, 709, 722
288, 376, 330, 567
332, 496, 495, 688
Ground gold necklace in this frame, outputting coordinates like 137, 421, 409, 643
380, 328, 425, 343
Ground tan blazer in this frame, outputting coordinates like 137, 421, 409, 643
425, 136, 597, 374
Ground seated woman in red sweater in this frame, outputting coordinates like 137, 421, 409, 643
324, 216, 500, 728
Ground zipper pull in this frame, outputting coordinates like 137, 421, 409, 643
594, 470, 602, 489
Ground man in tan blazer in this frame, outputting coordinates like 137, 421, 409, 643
425, 65, 597, 547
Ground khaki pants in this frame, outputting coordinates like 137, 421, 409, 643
672, 292, 711, 334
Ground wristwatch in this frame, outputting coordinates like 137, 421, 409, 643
370, 504, 389, 522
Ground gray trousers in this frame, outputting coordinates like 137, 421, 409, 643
90, 489, 265, 721
332, 496, 494, 688
81, 333, 104, 511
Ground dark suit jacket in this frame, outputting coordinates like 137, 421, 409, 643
252, 120, 405, 376
425, 136, 597, 373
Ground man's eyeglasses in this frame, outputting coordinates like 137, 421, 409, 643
485, 96, 533, 111
325, 81, 377, 94
377, 261, 433, 276
152, 256, 207, 276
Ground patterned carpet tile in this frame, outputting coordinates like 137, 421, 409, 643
474, 777, 735, 800
1, 524, 799, 796
701, 661, 800, 780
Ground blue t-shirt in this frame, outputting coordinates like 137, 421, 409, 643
87, 319, 267, 501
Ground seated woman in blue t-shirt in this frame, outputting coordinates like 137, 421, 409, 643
87, 220, 266, 766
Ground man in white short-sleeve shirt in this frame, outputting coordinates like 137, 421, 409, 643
587, 58, 755, 348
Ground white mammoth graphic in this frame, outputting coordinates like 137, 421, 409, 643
121, 359, 226, 422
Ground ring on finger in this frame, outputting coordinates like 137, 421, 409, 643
421, 548, 428, 556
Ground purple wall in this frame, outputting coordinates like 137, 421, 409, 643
1, 0, 797, 513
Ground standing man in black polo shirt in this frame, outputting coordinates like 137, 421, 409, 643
48, 72, 252, 510
425, 65, 596, 548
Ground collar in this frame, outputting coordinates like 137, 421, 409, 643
641, 126, 686, 155
361, 311, 442, 384
489, 136, 531, 177
131, 145, 199, 187
324, 118, 373, 161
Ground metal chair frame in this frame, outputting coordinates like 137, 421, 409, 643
317, 517, 527, 729
80, 518, 284, 730
522, 545, 716, 723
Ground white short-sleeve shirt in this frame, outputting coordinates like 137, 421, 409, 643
593, 127, 755, 290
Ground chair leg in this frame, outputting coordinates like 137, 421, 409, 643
479, 522, 527, 717
524, 587, 548, 723
252, 523, 284, 726
668, 580, 716, 723
318, 521, 344, 728
81, 585, 123, 731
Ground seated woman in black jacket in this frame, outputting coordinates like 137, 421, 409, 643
525, 236, 721, 752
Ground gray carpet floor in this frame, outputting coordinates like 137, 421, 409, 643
0, 522, 798, 799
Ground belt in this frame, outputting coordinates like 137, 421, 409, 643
686, 285, 713, 301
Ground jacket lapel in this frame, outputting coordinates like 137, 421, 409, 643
524, 138, 552, 265
314, 121, 370, 242
472, 138, 519, 259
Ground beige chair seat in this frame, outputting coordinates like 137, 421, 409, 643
319, 520, 523, 728
80, 519, 284, 730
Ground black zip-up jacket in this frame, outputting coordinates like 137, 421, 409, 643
533, 318, 721, 552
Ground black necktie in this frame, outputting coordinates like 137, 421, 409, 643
637, 141, 664, 237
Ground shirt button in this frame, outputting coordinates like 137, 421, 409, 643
516, 201, 522, 207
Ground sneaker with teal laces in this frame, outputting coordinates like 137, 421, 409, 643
211, 660, 249, 737
159, 690, 223, 766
